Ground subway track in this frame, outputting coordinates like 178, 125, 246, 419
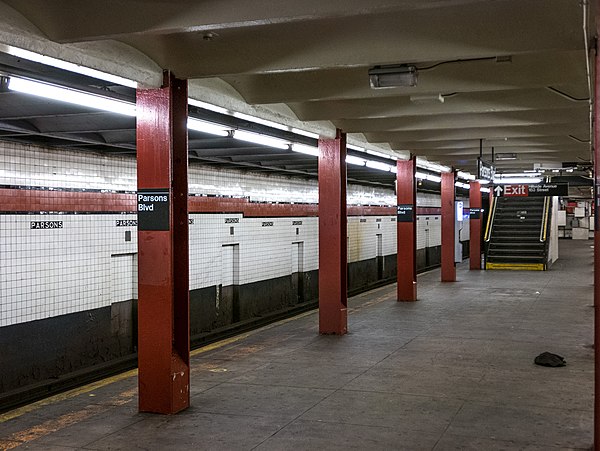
2, 270, 437, 414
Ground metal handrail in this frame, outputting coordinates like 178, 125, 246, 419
540, 196, 550, 242
484, 196, 497, 242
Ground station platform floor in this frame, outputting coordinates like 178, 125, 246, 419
0, 240, 594, 450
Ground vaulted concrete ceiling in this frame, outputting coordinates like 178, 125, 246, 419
0, 0, 594, 174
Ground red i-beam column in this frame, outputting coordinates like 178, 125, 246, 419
593, 35, 600, 451
137, 71, 190, 414
441, 172, 456, 282
397, 156, 417, 301
318, 129, 348, 335
469, 181, 482, 270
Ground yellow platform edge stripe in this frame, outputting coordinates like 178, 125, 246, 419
486, 262, 545, 271
0, 308, 318, 423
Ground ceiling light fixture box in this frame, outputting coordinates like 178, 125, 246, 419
410, 94, 444, 104
369, 64, 418, 88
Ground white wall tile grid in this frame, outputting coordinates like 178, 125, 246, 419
0, 141, 445, 327
1, 142, 395, 205
0, 214, 138, 327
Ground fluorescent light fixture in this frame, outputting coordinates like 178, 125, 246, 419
494, 177, 542, 184
415, 158, 431, 170
346, 155, 367, 166
347, 144, 365, 152
366, 160, 394, 172
415, 171, 441, 183
291, 143, 319, 156
456, 182, 471, 189
478, 180, 491, 185
425, 174, 442, 183
369, 64, 418, 88
233, 130, 289, 149
188, 98, 229, 115
6, 45, 138, 88
365, 149, 397, 160
7, 76, 137, 116
291, 128, 320, 139
428, 162, 451, 173
457, 171, 476, 181
188, 99, 321, 139
187, 118, 230, 136
494, 153, 517, 161
481, 187, 491, 193
233, 111, 288, 131
348, 145, 398, 162
410, 94, 444, 104
497, 172, 541, 178
416, 157, 451, 173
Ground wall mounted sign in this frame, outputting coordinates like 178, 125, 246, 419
493, 183, 568, 197
31, 221, 63, 229
137, 189, 170, 231
116, 220, 137, 227
397, 204, 414, 222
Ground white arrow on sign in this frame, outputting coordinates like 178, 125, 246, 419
494, 185, 503, 196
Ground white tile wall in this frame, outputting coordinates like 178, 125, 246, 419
0, 141, 137, 191
347, 217, 397, 262
416, 215, 441, 249
0, 142, 396, 206
0, 213, 137, 326
1, 141, 447, 327
417, 192, 441, 208
187, 214, 320, 290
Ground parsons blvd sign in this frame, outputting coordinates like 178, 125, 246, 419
493, 183, 568, 197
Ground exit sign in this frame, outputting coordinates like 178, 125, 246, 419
493, 183, 568, 197
504, 184, 529, 197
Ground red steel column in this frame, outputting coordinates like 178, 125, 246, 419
396, 156, 417, 301
441, 171, 456, 282
469, 181, 482, 270
593, 33, 600, 451
318, 129, 348, 335
137, 71, 190, 414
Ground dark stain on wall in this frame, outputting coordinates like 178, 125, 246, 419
0, 300, 134, 393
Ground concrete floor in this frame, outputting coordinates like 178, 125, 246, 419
0, 240, 594, 450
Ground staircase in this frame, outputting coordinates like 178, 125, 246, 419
485, 196, 550, 270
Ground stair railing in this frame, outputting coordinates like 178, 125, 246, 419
540, 196, 550, 242
484, 196, 497, 243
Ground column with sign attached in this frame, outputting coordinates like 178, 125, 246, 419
136, 72, 190, 415
396, 156, 417, 301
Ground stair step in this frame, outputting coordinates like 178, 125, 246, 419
490, 245, 544, 249
493, 222, 540, 226
494, 217, 541, 221
492, 231, 540, 237
488, 250, 545, 257
494, 215, 542, 220
486, 196, 549, 269
493, 228, 539, 231
487, 255, 546, 263
490, 243, 544, 248
493, 228, 540, 232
